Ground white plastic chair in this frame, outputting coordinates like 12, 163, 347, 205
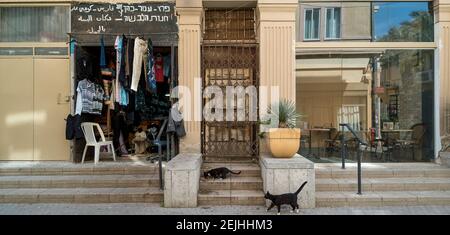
80, 122, 116, 164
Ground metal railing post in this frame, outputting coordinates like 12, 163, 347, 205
339, 123, 365, 195
159, 147, 163, 190
341, 124, 345, 169
357, 142, 362, 195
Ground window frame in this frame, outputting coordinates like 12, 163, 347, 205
303, 7, 321, 41
0, 5, 70, 43
324, 7, 342, 40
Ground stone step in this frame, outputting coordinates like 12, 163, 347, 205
316, 178, 450, 192
198, 190, 265, 206
200, 177, 263, 190
201, 163, 261, 177
316, 167, 450, 179
0, 187, 163, 203
0, 165, 158, 176
316, 190, 450, 207
0, 174, 160, 189
203, 157, 258, 164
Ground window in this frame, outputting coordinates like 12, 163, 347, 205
325, 7, 341, 39
373, 2, 433, 42
304, 8, 320, 40
0, 6, 69, 42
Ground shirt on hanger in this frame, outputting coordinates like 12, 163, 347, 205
155, 55, 164, 82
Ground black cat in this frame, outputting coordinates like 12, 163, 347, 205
264, 181, 308, 215
203, 167, 241, 179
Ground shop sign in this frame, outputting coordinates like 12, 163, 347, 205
70, 2, 177, 35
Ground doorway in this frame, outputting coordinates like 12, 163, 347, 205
201, 9, 259, 160
0, 55, 70, 160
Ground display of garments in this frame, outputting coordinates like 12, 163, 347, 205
112, 112, 129, 155
155, 55, 164, 82
119, 35, 127, 87
125, 37, 134, 85
75, 79, 104, 115
119, 85, 129, 106
146, 39, 156, 93
75, 46, 93, 80
135, 88, 147, 111
163, 55, 171, 78
65, 114, 83, 140
114, 36, 123, 102
167, 108, 186, 138
131, 37, 148, 92
109, 82, 115, 110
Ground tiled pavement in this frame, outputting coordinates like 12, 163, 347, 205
0, 203, 449, 215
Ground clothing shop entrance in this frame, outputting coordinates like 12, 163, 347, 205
68, 2, 181, 163
201, 9, 259, 161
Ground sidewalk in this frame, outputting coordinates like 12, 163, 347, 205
1, 203, 449, 215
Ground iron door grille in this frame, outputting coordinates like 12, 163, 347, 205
201, 9, 259, 159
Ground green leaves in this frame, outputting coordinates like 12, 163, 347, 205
267, 99, 301, 128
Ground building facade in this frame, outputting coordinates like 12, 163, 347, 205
0, 0, 449, 163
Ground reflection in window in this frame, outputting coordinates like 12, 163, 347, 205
0, 6, 69, 42
373, 2, 433, 42
325, 7, 341, 39
296, 50, 434, 162
304, 8, 320, 40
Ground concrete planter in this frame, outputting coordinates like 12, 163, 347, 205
438, 151, 450, 168
260, 154, 315, 208
267, 128, 301, 158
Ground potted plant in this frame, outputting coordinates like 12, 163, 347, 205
262, 99, 302, 158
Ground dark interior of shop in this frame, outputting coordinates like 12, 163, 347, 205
72, 40, 178, 162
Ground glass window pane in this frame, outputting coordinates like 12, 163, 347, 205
34, 47, 68, 56
326, 9, 332, 38
0, 47, 33, 55
326, 8, 341, 39
373, 2, 433, 42
296, 50, 434, 162
312, 9, 320, 39
0, 6, 70, 42
304, 8, 320, 40
334, 8, 341, 38
304, 10, 312, 39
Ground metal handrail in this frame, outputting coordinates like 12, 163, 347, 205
339, 123, 367, 195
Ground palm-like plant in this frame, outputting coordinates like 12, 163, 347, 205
268, 99, 301, 128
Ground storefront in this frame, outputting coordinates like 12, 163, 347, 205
295, 1, 446, 163
0, 0, 181, 162
1, 0, 449, 164
68, 1, 179, 162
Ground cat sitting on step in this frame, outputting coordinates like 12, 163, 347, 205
264, 181, 308, 215
203, 167, 241, 179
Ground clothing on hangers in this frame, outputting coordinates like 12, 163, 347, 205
75, 78, 105, 115
75, 46, 93, 80
163, 54, 171, 78
146, 38, 157, 92
131, 37, 148, 92
155, 53, 164, 83
115, 36, 123, 104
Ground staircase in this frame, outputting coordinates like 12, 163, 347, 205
0, 162, 163, 203
316, 163, 450, 207
198, 161, 265, 206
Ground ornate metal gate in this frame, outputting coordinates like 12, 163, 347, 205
201, 9, 259, 159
